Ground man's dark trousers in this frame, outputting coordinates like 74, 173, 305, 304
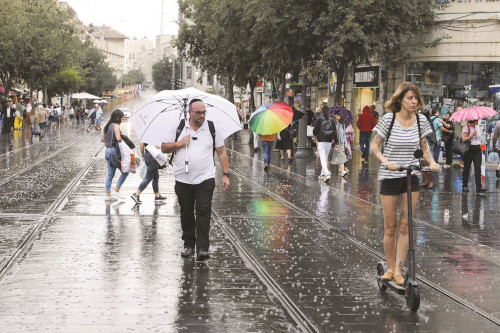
360, 131, 372, 158
175, 178, 216, 252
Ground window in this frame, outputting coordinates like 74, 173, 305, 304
186, 66, 192, 80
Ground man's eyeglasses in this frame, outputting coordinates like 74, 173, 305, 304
191, 110, 207, 116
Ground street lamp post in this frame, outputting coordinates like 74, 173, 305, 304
169, 57, 175, 90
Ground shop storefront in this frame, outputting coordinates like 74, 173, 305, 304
351, 66, 379, 143
406, 62, 500, 114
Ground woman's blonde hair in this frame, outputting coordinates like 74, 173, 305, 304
385, 82, 424, 113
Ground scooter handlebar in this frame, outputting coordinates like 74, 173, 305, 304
382, 164, 440, 172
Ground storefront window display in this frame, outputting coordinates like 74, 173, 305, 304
406, 62, 500, 114
407, 62, 500, 152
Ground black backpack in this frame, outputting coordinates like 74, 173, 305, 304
321, 117, 335, 141
168, 119, 216, 165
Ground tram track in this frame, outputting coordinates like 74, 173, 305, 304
227, 148, 499, 252
0, 147, 103, 284
220, 157, 500, 327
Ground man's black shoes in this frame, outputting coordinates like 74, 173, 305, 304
196, 250, 210, 261
462, 186, 469, 192
181, 247, 195, 258
477, 187, 488, 193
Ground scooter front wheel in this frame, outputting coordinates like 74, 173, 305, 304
405, 283, 420, 312
376, 263, 387, 291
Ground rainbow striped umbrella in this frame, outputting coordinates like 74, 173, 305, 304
249, 101, 293, 135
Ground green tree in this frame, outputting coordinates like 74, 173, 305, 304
316, 0, 441, 105
177, 0, 265, 104
76, 40, 117, 96
151, 57, 180, 91
122, 69, 146, 86
0, 0, 27, 98
47, 67, 84, 98
19, 0, 81, 102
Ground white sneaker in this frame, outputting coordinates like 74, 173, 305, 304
112, 191, 125, 199
325, 174, 331, 181
105, 196, 118, 202
342, 171, 348, 178
318, 175, 326, 180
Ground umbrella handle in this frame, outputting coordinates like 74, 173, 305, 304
184, 122, 189, 174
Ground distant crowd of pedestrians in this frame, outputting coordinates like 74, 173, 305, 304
1, 99, 104, 139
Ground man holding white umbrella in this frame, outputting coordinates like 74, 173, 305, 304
161, 98, 230, 261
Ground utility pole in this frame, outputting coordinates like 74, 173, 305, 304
160, 0, 164, 35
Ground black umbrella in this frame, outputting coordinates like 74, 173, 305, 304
292, 107, 305, 121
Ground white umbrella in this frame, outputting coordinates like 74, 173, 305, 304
129, 87, 242, 173
71, 92, 101, 99
93, 99, 102, 104
100, 99, 109, 104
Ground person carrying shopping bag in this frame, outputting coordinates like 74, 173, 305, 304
313, 105, 336, 182
331, 108, 349, 178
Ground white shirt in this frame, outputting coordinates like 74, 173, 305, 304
6, 107, 11, 118
373, 113, 432, 180
165, 120, 224, 185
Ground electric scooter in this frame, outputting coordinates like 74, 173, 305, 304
376, 149, 437, 312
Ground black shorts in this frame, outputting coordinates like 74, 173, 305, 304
380, 175, 420, 196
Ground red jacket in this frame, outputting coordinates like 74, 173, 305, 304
356, 106, 376, 132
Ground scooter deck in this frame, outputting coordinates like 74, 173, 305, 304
380, 279, 405, 295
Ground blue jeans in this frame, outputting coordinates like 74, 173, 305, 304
138, 164, 159, 193
359, 131, 371, 156
105, 147, 129, 193
433, 145, 441, 163
262, 141, 273, 165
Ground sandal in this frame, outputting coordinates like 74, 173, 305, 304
380, 269, 394, 281
427, 183, 435, 189
394, 273, 404, 286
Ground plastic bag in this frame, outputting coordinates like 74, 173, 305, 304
140, 164, 147, 179
146, 145, 169, 167
118, 141, 133, 173
488, 152, 499, 162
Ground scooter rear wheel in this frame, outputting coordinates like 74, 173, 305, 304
406, 283, 420, 312
376, 263, 387, 291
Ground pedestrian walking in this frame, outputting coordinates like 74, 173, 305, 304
419, 106, 438, 189
62, 106, 69, 124
357, 105, 376, 159
87, 105, 98, 132
261, 133, 275, 171
96, 104, 103, 131
101, 109, 129, 201
461, 120, 487, 193
1, 100, 13, 134
276, 123, 294, 162
131, 143, 167, 204
330, 108, 349, 177
370, 82, 438, 286
13, 108, 23, 130
491, 120, 500, 177
69, 105, 75, 124
36, 104, 47, 139
440, 112, 454, 168
313, 105, 335, 181
161, 98, 230, 261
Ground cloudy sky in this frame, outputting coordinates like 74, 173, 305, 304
64, 0, 179, 40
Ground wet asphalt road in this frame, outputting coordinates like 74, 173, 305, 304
0, 92, 498, 332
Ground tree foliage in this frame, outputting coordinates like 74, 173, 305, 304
122, 69, 146, 86
0, 0, 118, 101
176, 0, 441, 106
151, 57, 181, 91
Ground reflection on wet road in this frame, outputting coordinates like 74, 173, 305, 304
0, 93, 498, 331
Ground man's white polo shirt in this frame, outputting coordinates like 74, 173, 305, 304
165, 120, 224, 185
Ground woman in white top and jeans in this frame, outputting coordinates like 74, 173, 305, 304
370, 82, 439, 285
462, 120, 487, 193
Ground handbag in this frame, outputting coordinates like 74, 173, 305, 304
32, 123, 41, 135
452, 126, 471, 156
452, 137, 470, 156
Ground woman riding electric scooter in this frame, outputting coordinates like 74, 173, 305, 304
370, 82, 439, 286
